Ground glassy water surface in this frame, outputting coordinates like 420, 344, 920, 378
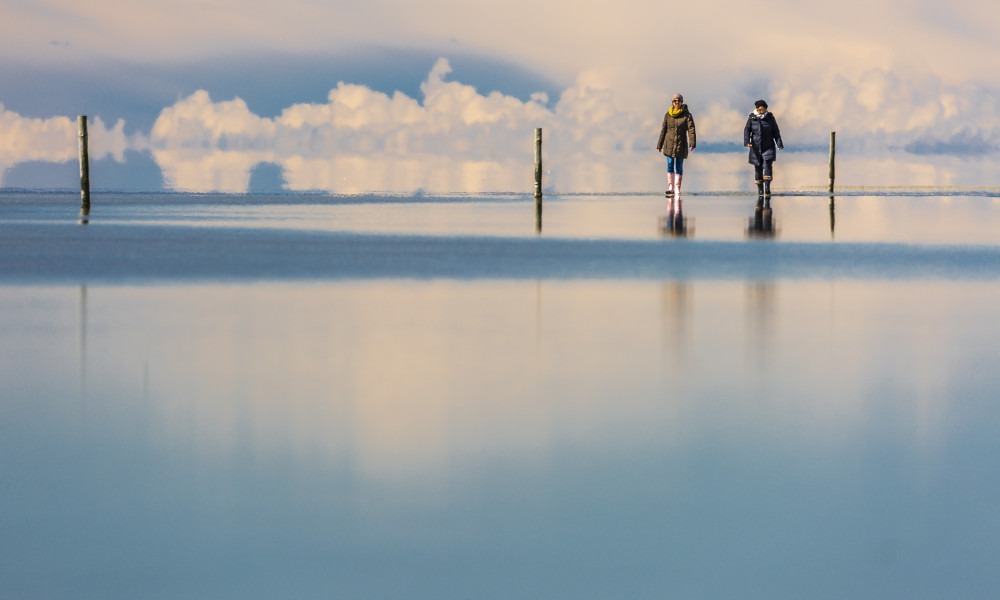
2, 192, 1000, 598
3, 190, 1000, 244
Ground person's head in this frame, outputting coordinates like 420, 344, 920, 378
754, 99, 768, 114
672, 93, 684, 106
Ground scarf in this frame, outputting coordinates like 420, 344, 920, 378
669, 104, 685, 118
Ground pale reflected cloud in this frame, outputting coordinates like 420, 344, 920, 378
15, 279, 985, 488
151, 149, 272, 194
280, 155, 528, 195
145, 59, 649, 193
0, 105, 128, 186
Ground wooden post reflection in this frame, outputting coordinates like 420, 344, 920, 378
829, 196, 836, 238
79, 285, 88, 408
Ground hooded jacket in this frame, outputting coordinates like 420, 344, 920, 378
744, 111, 783, 165
657, 104, 697, 159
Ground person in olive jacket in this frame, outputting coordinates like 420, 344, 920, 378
657, 93, 696, 202
743, 99, 783, 197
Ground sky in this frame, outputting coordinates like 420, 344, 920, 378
2, 0, 1000, 193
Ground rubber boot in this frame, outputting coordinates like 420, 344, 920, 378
763, 177, 772, 198
674, 174, 683, 197
755, 179, 764, 197
665, 172, 675, 198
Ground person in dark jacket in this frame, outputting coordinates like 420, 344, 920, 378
743, 99, 783, 198
657, 93, 696, 204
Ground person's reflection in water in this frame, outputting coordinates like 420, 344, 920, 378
659, 197, 691, 237
747, 196, 776, 238
661, 281, 692, 370
745, 281, 777, 369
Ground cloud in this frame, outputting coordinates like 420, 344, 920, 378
768, 68, 1000, 150
0, 105, 128, 186
139, 58, 1000, 193
4, 57, 1000, 193
143, 58, 655, 193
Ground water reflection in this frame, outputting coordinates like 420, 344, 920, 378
79, 285, 88, 406
829, 195, 836, 238
8, 133, 1000, 195
747, 196, 777, 238
745, 281, 777, 369
136, 151, 1000, 195
658, 197, 690, 237
7, 191, 1000, 250
4, 281, 1000, 597
660, 281, 691, 366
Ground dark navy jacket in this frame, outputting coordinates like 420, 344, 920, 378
744, 112, 783, 165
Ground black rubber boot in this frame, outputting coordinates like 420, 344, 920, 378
755, 180, 764, 196
763, 178, 772, 198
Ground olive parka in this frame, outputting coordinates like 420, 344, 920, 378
744, 111, 783, 165
657, 104, 697, 159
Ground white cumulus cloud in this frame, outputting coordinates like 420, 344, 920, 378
0, 105, 127, 186
4, 57, 1000, 193
141, 58, 1000, 193
145, 58, 656, 193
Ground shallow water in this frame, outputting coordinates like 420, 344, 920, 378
2, 192, 999, 598
4, 190, 1000, 244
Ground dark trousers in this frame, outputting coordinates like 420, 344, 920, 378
754, 160, 774, 181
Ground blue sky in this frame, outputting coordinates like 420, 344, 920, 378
2, 0, 999, 192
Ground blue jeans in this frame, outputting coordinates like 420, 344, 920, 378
666, 156, 684, 175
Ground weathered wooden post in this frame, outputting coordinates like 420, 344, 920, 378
828, 131, 836, 193
534, 128, 543, 200
78, 116, 91, 221
534, 128, 542, 233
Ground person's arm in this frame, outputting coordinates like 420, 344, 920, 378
656, 113, 669, 151
772, 117, 784, 150
688, 114, 696, 151
744, 117, 753, 147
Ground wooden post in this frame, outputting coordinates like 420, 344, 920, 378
828, 131, 836, 193
78, 116, 91, 220
534, 128, 543, 200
